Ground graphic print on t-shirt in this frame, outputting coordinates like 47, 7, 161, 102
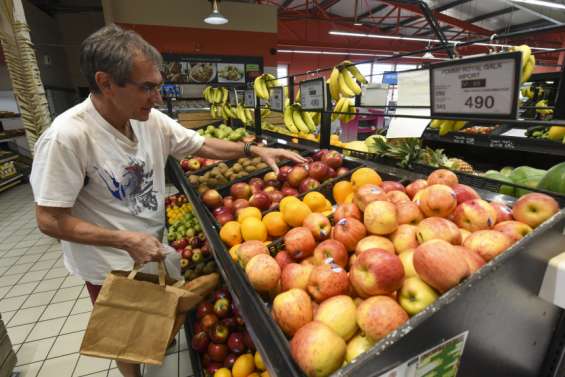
95, 156, 158, 215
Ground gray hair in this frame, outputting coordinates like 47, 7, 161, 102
80, 24, 163, 93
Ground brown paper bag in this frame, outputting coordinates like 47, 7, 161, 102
80, 262, 202, 365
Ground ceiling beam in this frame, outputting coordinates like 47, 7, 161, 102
357, 4, 388, 20
317, 0, 341, 10
465, 6, 518, 23
495, 19, 553, 34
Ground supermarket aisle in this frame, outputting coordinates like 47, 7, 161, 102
0, 184, 192, 377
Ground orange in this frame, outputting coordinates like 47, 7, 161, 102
351, 167, 382, 190
262, 211, 289, 237
282, 200, 312, 227
323, 199, 333, 211
344, 192, 354, 204
303, 192, 327, 212
254, 352, 266, 371
333, 180, 354, 204
214, 368, 232, 377
238, 207, 262, 223
279, 196, 300, 213
232, 354, 255, 377
261, 372, 270, 377
241, 217, 268, 242
229, 244, 240, 262
220, 221, 242, 247
247, 374, 260, 377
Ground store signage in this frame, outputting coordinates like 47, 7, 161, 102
244, 89, 256, 108
430, 52, 521, 119
361, 84, 389, 107
229, 89, 238, 106
269, 87, 284, 112
299, 78, 326, 111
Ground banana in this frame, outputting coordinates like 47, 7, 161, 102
221, 105, 229, 120
513, 45, 532, 71
430, 119, 443, 129
332, 97, 345, 121
292, 105, 310, 133
221, 87, 229, 104
341, 69, 362, 95
342, 60, 368, 85
338, 71, 356, 97
522, 54, 535, 83
329, 67, 341, 101
254, 75, 269, 100
210, 104, 216, 119
301, 111, 317, 133
245, 108, 254, 123
214, 88, 222, 104
439, 120, 455, 136
283, 105, 299, 133
453, 120, 466, 132
264, 73, 278, 89
295, 88, 301, 103
261, 108, 271, 117
312, 112, 321, 126
203, 86, 211, 102
236, 105, 246, 122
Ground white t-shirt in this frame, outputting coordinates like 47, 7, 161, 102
30, 97, 205, 284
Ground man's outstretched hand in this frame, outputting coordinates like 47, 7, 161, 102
252, 147, 307, 174
121, 231, 165, 264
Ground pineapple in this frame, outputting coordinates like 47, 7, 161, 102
445, 158, 475, 174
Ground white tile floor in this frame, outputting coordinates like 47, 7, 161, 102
1, 185, 193, 377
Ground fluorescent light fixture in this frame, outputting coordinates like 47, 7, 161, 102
511, 0, 565, 9
353, 22, 363, 26
204, 0, 228, 25
277, 49, 449, 60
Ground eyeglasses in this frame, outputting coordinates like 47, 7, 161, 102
126, 80, 163, 95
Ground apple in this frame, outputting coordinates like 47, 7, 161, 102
413, 239, 469, 293
171, 238, 188, 250
463, 230, 513, 261
453, 199, 497, 232
321, 151, 343, 169
313, 149, 329, 161
313, 239, 348, 268
314, 295, 358, 340
221, 317, 237, 331
309, 161, 330, 182
277, 165, 292, 182
209, 322, 230, 343
307, 264, 350, 302
398, 277, 439, 316
390, 224, 419, 253
356, 296, 409, 342
490, 201, 513, 223
512, 193, 559, 228
266, 180, 282, 190
275, 251, 293, 270
281, 263, 314, 291
197, 302, 214, 319
192, 250, 203, 264
201, 313, 219, 332
237, 240, 268, 268
182, 247, 193, 260
299, 177, 320, 193
206, 362, 222, 375
454, 246, 485, 273
290, 321, 346, 377
214, 207, 235, 226
364, 201, 398, 235
396, 201, 424, 225
452, 184, 480, 204
303, 213, 332, 241
427, 169, 458, 187
223, 353, 237, 369
249, 192, 272, 211
213, 298, 230, 318
346, 333, 374, 363
246, 254, 281, 293
281, 187, 299, 197
267, 190, 284, 204
191, 331, 210, 353
264, 171, 278, 182
353, 184, 387, 211
233, 198, 249, 212
416, 184, 457, 218
284, 227, 317, 260
405, 179, 428, 199
459, 228, 471, 243
355, 235, 395, 255
331, 217, 367, 252
272, 288, 313, 336
188, 158, 201, 171
230, 182, 252, 200
288, 166, 309, 188
398, 249, 417, 278
350, 249, 404, 298
208, 343, 228, 362
493, 220, 533, 243
203, 189, 224, 209
382, 181, 406, 193
336, 167, 349, 176
416, 217, 461, 245
386, 190, 411, 205
180, 159, 190, 172
333, 203, 362, 222
327, 167, 337, 179
227, 332, 246, 355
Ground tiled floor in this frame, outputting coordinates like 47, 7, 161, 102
1, 184, 193, 377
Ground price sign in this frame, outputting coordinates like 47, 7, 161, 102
269, 86, 284, 112
489, 138, 516, 150
228, 89, 238, 106
244, 89, 256, 108
430, 52, 521, 119
300, 78, 326, 111
360, 84, 389, 107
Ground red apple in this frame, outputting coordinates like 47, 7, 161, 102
355, 235, 395, 255
350, 249, 405, 298
223, 196, 234, 211
214, 207, 235, 225
452, 184, 480, 204
299, 177, 320, 193
386, 190, 411, 205
201, 313, 219, 332
363, 201, 398, 235
265, 180, 282, 189
237, 240, 268, 268
336, 167, 349, 177
416, 184, 458, 218
312, 149, 329, 161
453, 199, 497, 231
182, 247, 193, 259
307, 264, 350, 302
427, 169, 458, 187
327, 167, 337, 179
454, 246, 485, 274
416, 217, 461, 245
463, 230, 513, 261
233, 199, 249, 212
281, 187, 299, 197
203, 189, 224, 209
281, 263, 314, 291
331, 217, 367, 252
249, 192, 272, 211
284, 227, 317, 260
493, 220, 533, 243
313, 239, 348, 268
273, 288, 313, 336
191, 331, 210, 353
288, 166, 309, 188
511, 193, 559, 228
227, 332, 246, 354
224, 353, 238, 369
353, 184, 387, 211
309, 161, 330, 182
490, 202, 513, 223
396, 201, 424, 225
197, 302, 213, 319
382, 181, 406, 193
321, 151, 343, 169
213, 298, 230, 318
356, 296, 409, 342
171, 238, 188, 250
334, 203, 362, 222
277, 165, 293, 182
275, 251, 294, 270
245, 254, 281, 293
405, 179, 428, 199
267, 190, 284, 204
230, 182, 252, 200
303, 213, 332, 241
209, 322, 230, 344
208, 343, 228, 362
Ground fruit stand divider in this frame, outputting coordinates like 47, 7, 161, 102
166, 157, 306, 377
183, 310, 206, 377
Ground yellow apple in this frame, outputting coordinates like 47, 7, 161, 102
398, 277, 439, 316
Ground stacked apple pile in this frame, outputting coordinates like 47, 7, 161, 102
180, 156, 219, 173
202, 150, 348, 225
221, 167, 560, 377
191, 287, 270, 377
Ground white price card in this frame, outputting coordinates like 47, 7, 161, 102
228, 89, 238, 106
360, 84, 389, 107
244, 89, 256, 108
300, 78, 326, 111
269, 87, 284, 112
430, 52, 521, 119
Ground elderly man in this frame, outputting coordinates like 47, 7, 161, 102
30, 24, 304, 377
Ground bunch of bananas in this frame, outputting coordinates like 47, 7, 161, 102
328, 60, 368, 100
430, 119, 467, 136
535, 99, 553, 116
210, 103, 255, 125
509, 45, 535, 84
332, 97, 357, 123
203, 86, 229, 104
521, 86, 544, 100
254, 73, 279, 100
283, 103, 319, 134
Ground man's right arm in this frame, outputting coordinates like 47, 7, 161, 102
36, 205, 164, 264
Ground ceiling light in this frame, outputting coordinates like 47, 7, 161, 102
276, 49, 449, 60
204, 0, 228, 25
422, 51, 435, 59
353, 22, 363, 26
510, 0, 565, 10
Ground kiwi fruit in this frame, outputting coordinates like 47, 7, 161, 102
257, 163, 268, 169
245, 165, 255, 173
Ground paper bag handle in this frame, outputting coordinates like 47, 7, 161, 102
128, 261, 167, 287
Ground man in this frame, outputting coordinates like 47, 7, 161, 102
30, 24, 304, 377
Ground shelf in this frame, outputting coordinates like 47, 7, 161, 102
0, 174, 23, 193
0, 154, 18, 165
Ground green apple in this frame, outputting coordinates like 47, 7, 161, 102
398, 277, 439, 316
398, 249, 417, 278
346, 333, 375, 363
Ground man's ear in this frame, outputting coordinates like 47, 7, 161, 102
94, 71, 113, 94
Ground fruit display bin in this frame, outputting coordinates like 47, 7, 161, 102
166, 148, 565, 377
